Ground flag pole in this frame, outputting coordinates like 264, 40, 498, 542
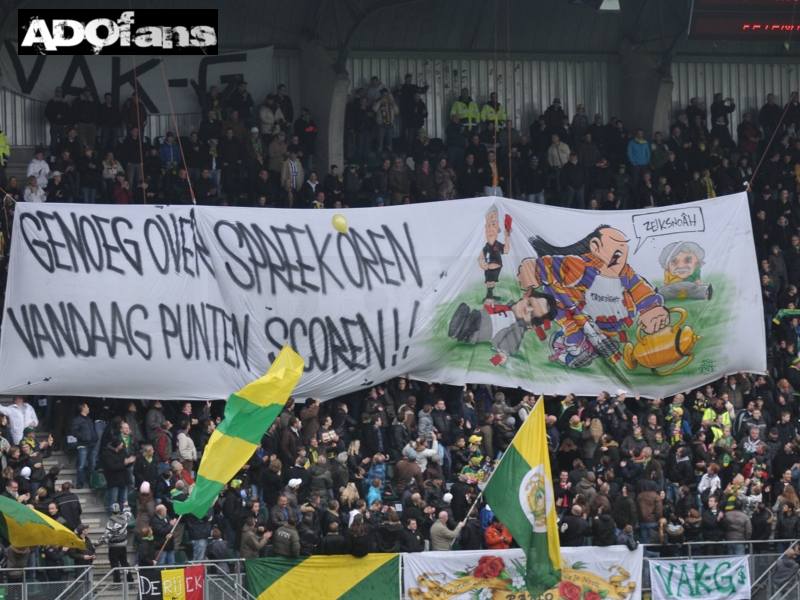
462, 396, 545, 520
154, 514, 182, 564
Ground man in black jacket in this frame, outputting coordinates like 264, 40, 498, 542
458, 153, 483, 198
217, 128, 245, 201
71, 403, 98, 489
666, 447, 695, 504
151, 505, 176, 565
399, 518, 424, 552
116, 127, 147, 188
458, 510, 484, 550
101, 436, 135, 513
185, 506, 213, 560
776, 501, 800, 552
54, 482, 82, 531
97, 93, 122, 153
318, 521, 349, 555
560, 152, 586, 209
73, 87, 99, 151
134, 444, 158, 492
559, 504, 591, 546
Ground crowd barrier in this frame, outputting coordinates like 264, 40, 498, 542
0, 540, 782, 600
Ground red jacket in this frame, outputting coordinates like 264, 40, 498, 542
485, 523, 512, 549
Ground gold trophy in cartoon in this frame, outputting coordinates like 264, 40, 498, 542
622, 307, 702, 376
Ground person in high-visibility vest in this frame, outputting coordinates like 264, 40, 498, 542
0, 126, 10, 190
450, 88, 480, 132
480, 93, 507, 130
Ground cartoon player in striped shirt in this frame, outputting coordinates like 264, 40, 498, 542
516, 225, 670, 369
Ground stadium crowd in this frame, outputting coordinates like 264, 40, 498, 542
6, 76, 800, 211
0, 73, 798, 580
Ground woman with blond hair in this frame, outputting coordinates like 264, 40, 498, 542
581, 417, 603, 469
774, 482, 800, 513
340, 482, 360, 511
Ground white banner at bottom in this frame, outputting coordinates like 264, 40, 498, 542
649, 556, 750, 600
402, 545, 642, 600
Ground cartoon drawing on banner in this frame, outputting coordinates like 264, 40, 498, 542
479, 205, 512, 301
406, 556, 638, 600
448, 291, 558, 367
434, 204, 725, 385
519, 226, 672, 370
656, 241, 712, 301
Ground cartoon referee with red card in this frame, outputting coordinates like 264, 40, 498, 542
479, 205, 512, 301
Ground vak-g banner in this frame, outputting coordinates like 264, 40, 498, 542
0, 195, 763, 399
402, 546, 643, 600
0, 43, 272, 115
649, 556, 750, 600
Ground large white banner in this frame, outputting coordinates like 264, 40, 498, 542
403, 546, 643, 600
649, 556, 750, 600
0, 42, 273, 114
0, 195, 764, 399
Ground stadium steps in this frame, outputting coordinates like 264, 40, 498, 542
0, 397, 127, 578
7, 145, 35, 186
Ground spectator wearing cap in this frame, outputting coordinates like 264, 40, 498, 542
284, 466, 308, 506
68, 524, 96, 566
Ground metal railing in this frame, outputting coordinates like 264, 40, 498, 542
51, 561, 256, 600
0, 86, 201, 147
0, 565, 92, 600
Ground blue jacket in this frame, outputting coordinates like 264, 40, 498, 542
70, 414, 98, 447
158, 141, 182, 168
366, 462, 386, 492
627, 137, 651, 166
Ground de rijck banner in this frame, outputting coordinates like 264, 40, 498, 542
0, 194, 764, 400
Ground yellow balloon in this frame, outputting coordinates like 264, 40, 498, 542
332, 214, 348, 234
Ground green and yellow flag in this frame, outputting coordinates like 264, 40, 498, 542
245, 555, 400, 600
174, 346, 304, 518
0, 494, 86, 549
483, 397, 561, 598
